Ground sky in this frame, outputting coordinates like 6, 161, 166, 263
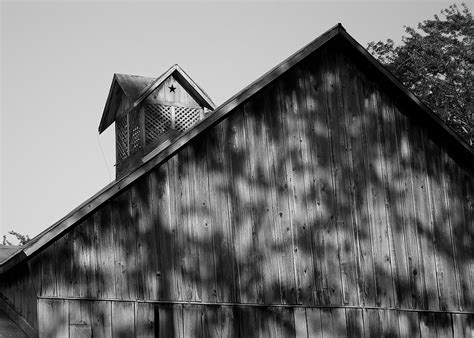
1, 0, 470, 241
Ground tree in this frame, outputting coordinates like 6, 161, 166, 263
2, 231, 31, 246
368, 3, 473, 146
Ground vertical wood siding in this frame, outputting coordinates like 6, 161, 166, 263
1, 44, 473, 336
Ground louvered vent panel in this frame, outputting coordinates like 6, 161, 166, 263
144, 104, 172, 145
175, 106, 202, 132
116, 115, 129, 162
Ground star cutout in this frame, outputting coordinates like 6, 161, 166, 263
169, 84, 176, 93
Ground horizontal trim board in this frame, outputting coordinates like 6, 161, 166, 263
37, 296, 474, 315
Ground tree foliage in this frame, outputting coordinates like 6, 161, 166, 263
2, 230, 31, 246
368, 3, 473, 146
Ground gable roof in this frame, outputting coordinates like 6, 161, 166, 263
0, 246, 20, 262
1, 23, 472, 275
98, 64, 216, 133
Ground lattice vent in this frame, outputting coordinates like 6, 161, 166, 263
145, 104, 172, 145
175, 106, 202, 133
129, 112, 142, 153
116, 115, 129, 162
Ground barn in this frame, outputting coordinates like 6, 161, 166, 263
0, 24, 472, 337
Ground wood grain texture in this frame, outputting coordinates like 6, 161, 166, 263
1, 40, 473, 336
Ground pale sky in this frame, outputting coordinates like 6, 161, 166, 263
1, 0, 470, 241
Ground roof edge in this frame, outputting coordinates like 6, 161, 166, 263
337, 29, 473, 157
98, 74, 120, 133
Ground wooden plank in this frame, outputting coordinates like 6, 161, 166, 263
279, 70, 314, 306
398, 112, 424, 309
238, 306, 257, 338
345, 308, 364, 338
69, 299, 92, 337
182, 304, 202, 338
452, 313, 473, 338
419, 312, 437, 338
242, 98, 265, 304
348, 64, 376, 308
150, 164, 172, 301
38, 298, 69, 338
444, 155, 471, 312
167, 156, 183, 300
222, 305, 239, 338
111, 190, 135, 300
427, 141, 459, 311
192, 138, 218, 303
227, 107, 258, 303
320, 308, 334, 337
201, 305, 221, 338
293, 307, 307, 338
272, 80, 297, 305
136, 302, 154, 337
366, 85, 395, 308
363, 309, 382, 338
300, 55, 330, 306
292, 64, 318, 305
379, 94, 411, 309
95, 203, 115, 299
409, 125, 439, 310
206, 122, 238, 303
70, 325, 92, 337
305, 307, 322, 337
131, 176, 154, 300
177, 147, 201, 302
333, 50, 360, 307
111, 301, 135, 337
397, 310, 420, 338
280, 307, 296, 338
54, 231, 74, 298
259, 88, 287, 305
90, 301, 112, 338
380, 309, 399, 336
40, 241, 57, 297
318, 49, 343, 306
69, 299, 91, 326
155, 304, 180, 337
433, 312, 453, 338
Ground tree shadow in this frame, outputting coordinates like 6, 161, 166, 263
0, 41, 472, 337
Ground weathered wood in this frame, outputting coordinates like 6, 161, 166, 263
292, 64, 317, 305
2, 26, 473, 338
111, 190, 135, 300
90, 301, 112, 338
243, 98, 265, 304
111, 301, 134, 337
410, 126, 439, 310
136, 302, 154, 338
350, 64, 377, 308
192, 139, 218, 302
38, 299, 68, 338
334, 51, 360, 307
398, 310, 420, 338
206, 122, 238, 303
319, 49, 343, 306
346, 308, 364, 338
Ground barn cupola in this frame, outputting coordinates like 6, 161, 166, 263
99, 65, 215, 179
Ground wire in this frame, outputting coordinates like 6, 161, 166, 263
96, 133, 112, 182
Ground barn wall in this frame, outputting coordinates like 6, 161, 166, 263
1, 44, 473, 336
37, 298, 472, 337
